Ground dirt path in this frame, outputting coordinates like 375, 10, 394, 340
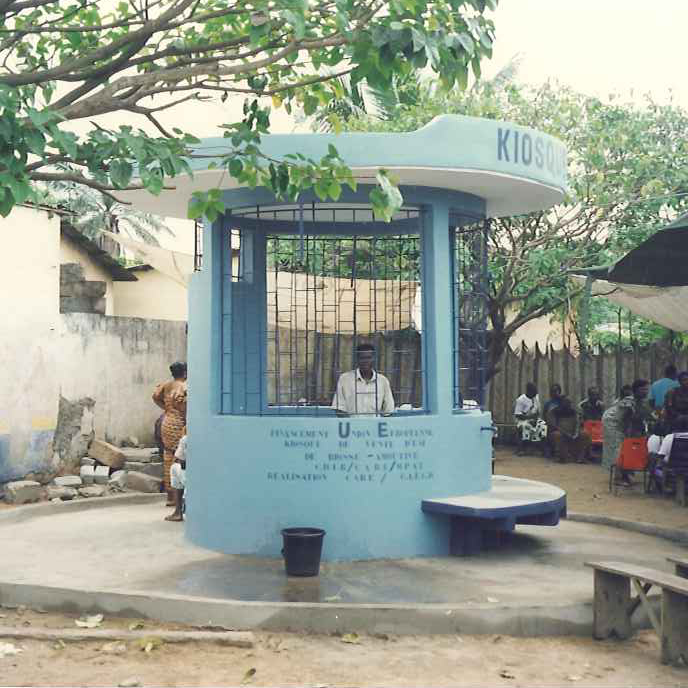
1, 608, 686, 687
494, 446, 688, 530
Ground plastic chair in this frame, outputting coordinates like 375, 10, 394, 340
583, 420, 603, 445
609, 437, 649, 494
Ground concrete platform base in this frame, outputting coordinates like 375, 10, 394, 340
0, 495, 684, 636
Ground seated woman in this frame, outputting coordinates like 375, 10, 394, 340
543, 383, 563, 458
579, 386, 605, 421
648, 415, 688, 491
657, 415, 688, 463
647, 419, 669, 456
547, 396, 592, 464
514, 382, 547, 456
664, 372, 688, 431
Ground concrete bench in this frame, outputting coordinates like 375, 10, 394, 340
422, 476, 566, 556
585, 560, 688, 666
668, 556, 688, 579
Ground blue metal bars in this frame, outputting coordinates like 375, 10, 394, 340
452, 220, 489, 409
219, 204, 425, 416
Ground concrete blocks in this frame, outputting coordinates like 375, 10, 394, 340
60, 263, 85, 284
46, 486, 78, 501
78, 485, 106, 498
81, 457, 96, 467
124, 461, 163, 479
125, 471, 162, 493
60, 280, 107, 299
121, 448, 157, 464
4, 480, 42, 504
89, 440, 125, 470
54, 475, 82, 488
93, 465, 110, 485
60, 295, 106, 315
59, 264, 107, 314
80, 465, 95, 485
121, 436, 140, 448
108, 470, 128, 491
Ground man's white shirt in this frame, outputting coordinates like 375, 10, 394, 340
658, 431, 688, 461
331, 369, 395, 416
514, 393, 540, 418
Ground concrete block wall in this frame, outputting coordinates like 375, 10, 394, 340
60, 263, 107, 315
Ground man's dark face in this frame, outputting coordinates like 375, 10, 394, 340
680, 376, 688, 390
357, 350, 375, 372
525, 384, 537, 399
551, 385, 562, 399
588, 388, 599, 401
634, 384, 649, 400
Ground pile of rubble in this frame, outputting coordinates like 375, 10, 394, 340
3, 440, 165, 505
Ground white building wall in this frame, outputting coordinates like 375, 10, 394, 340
113, 269, 188, 321
0, 206, 61, 480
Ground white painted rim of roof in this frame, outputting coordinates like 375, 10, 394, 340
120, 165, 564, 220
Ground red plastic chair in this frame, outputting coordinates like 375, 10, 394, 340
583, 420, 603, 445
609, 437, 649, 493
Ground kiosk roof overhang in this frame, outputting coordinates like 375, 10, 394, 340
120, 114, 568, 219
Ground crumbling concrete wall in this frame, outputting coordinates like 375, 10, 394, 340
58, 313, 186, 448
53, 396, 96, 475
0, 312, 185, 484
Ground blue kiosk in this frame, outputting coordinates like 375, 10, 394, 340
125, 115, 568, 560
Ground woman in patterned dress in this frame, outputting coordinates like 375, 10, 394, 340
152, 362, 187, 505
602, 378, 652, 481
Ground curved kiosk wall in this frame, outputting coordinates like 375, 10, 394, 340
125, 115, 568, 560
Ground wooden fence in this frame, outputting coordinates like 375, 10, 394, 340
267, 327, 423, 407
487, 341, 688, 425
266, 327, 688, 421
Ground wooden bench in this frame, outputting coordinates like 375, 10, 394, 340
585, 560, 688, 666
668, 556, 688, 579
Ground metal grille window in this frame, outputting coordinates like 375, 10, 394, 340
220, 204, 425, 416
453, 221, 489, 409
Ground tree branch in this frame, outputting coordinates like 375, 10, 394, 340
28, 170, 175, 203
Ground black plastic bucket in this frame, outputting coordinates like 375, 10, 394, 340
281, 527, 326, 576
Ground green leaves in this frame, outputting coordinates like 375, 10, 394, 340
346, 73, 688, 365
109, 160, 133, 189
371, 170, 403, 221
187, 188, 225, 222
0, 0, 496, 220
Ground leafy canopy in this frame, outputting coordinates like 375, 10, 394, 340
0, 0, 497, 221
346, 77, 688, 371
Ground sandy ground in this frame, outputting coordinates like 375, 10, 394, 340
2, 451, 688, 686
495, 446, 688, 529
1, 608, 687, 688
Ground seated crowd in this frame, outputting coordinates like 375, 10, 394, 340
512, 364, 688, 487
514, 382, 602, 463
